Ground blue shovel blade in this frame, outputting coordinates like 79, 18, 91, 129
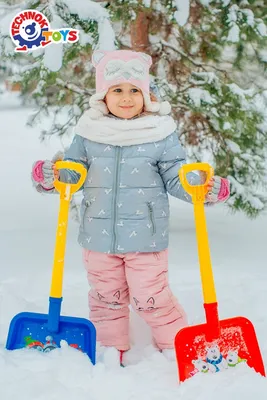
6, 312, 96, 364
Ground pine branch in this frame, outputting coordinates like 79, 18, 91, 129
177, 85, 196, 94
171, 101, 191, 110
160, 39, 228, 75
41, 113, 76, 139
0, 2, 22, 9
55, 79, 93, 96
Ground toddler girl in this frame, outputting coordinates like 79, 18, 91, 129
32, 50, 230, 365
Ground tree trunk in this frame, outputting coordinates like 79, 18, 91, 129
130, 11, 149, 52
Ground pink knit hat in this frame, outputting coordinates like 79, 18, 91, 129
88, 50, 171, 119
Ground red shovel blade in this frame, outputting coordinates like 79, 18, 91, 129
175, 316, 265, 382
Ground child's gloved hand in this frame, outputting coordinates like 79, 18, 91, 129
206, 176, 230, 203
31, 151, 64, 192
199, 172, 230, 203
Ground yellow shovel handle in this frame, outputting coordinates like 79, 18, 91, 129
50, 161, 87, 298
179, 163, 217, 304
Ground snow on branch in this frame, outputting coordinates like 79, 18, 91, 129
63, 0, 109, 21
0, 2, 22, 10
160, 39, 227, 74
173, 0, 190, 27
56, 78, 93, 95
62, 0, 115, 50
226, 4, 267, 43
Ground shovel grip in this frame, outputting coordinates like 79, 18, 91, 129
54, 161, 87, 198
179, 163, 214, 202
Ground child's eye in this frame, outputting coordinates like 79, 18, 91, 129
131, 89, 140, 93
113, 88, 122, 93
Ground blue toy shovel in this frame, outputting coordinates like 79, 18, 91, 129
6, 161, 96, 363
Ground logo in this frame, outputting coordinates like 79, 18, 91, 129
10, 9, 79, 52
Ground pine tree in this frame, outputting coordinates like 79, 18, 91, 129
1, 0, 267, 217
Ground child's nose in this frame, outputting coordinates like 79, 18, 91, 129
121, 95, 132, 103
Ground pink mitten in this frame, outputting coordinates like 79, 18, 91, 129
206, 176, 230, 203
32, 160, 54, 190
32, 160, 45, 183
31, 151, 64, 193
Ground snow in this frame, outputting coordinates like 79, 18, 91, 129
1, 96, 267, 399
199, 0, 212, 5
227, 83, 254, 99
142, 0, 152, 7
63, 0, 110, 21
0, 7, 21, 56
225, 5, 240, 43
223, 122, 232, 131
44, 43, 63, 72
227, 4, 238, 23
43, 12, 64, 72
257, 22, 267, 37
0, 8, 20, 35
222, 0, 231, 5
32, 79, 46, 96
227, 24, 240, 43
96, 18, 116, 51
225, 139, 241, 154
79, 31, 94, 46
190, 72, 219, 87
224, 4, 267, 42
63, 0, 116, 51
174, 0, 190, 27
242, 8, 255, 26
188, 88, 217, 107
200, 0, 230, 6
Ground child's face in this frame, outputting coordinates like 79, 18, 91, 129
105, 83, 144, 119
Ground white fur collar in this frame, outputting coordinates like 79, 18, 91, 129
75, 111, 177, 146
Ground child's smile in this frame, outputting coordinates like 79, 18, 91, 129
105, 82, 144, 119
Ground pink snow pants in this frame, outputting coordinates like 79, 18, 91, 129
82, 249, 187, 350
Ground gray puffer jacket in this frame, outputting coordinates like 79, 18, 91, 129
60, 114, 200, 254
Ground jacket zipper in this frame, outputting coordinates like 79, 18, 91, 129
147, 202, 156, 235
111, 147, 122, 253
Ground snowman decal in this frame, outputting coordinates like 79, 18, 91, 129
206, 345, 228, 372
43, 336, 58, 352
192, 359, 212, 374
226, 350, 247, 367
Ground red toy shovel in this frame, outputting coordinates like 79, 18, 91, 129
175, 163, 265, 382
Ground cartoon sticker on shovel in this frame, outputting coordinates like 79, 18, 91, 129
190, 345, 247, 377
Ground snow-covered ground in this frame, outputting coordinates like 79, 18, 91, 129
1, 95, 267, 399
